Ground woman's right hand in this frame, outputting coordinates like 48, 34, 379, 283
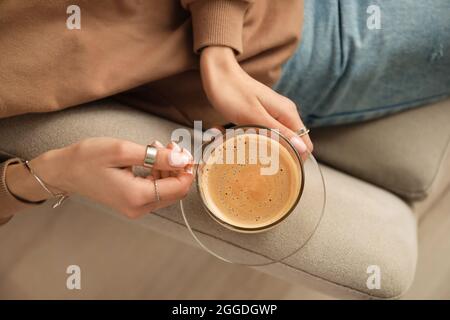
7, 137, 194, 219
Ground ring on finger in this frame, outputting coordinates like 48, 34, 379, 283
296, 127, 310, 137
153, 179, 161, 202
144, 144, 158, 168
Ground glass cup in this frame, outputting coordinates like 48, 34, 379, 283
195, 125, 305, 233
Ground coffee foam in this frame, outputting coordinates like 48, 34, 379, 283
199, 133, 301, 230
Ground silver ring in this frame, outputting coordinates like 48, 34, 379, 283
144, 145, 158, 168
296, 127, 310, 137
153, 179, 161, 202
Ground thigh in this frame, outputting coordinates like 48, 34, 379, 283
275, 0, 450, 127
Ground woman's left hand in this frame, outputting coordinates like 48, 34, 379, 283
6, 137, 194, 219
200, 46, 313, 156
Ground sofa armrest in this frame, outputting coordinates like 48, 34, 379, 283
311, 98, 450, 202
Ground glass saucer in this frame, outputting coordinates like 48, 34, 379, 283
180, 146, 326, 267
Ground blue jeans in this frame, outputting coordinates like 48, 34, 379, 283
275, 0, 450, 128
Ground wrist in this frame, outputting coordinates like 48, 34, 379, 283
5, 162, 50, 202
5, 148, 71, 203
30, 148, 70, 195
201, 46, 237, 71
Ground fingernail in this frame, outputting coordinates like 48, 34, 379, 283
171, 141, 182, 152
290, 136, 308, 154
153, 140, 164, 148
182, 147, 193, 161
169, 150, 191, 167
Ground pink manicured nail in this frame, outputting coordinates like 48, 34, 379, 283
185, 166, 194, 175
290, 136, 308, 154
182, 147, 193, 161
153, 140, 164, 148
171, 141, 182, 152
169, 150, 191, 167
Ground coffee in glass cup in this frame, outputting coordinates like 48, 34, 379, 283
196, 126, 304, 233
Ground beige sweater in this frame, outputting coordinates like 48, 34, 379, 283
0, 0, 304, 222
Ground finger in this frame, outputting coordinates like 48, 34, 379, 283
123, 167, 133, 173
167, 141, 194, 175
161, 142, 179, 179
140, 199, 179, 214
130, 171, 194, 202
110, 140, 193, 170
210, 125, 226, 134
150, 140, 165, 180
161, 169, 170, 179
156, 172, 194, 202
151, 167, 161, 180
271, 101, 313, 152
258, 88, 313, 153
240, 98, 308, 156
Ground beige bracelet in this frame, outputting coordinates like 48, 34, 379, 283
21, 159, 69, 209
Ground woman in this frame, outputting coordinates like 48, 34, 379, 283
1, 0, 449, 223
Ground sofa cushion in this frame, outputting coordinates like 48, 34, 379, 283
311, 98, 450, 202
0, 99, 418, 298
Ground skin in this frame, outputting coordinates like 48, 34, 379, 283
200, 46, 313, 155
5, 138, 194, 219
4, 45, 313, 219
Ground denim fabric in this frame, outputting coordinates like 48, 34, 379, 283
275, 0, 450, 127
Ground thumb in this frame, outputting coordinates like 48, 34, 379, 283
109, 140, 193, 170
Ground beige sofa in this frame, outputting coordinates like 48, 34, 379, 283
0, 97, 449, 299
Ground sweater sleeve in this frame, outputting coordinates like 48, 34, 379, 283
181, 0, 253, 55
0, 158, 42, 225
